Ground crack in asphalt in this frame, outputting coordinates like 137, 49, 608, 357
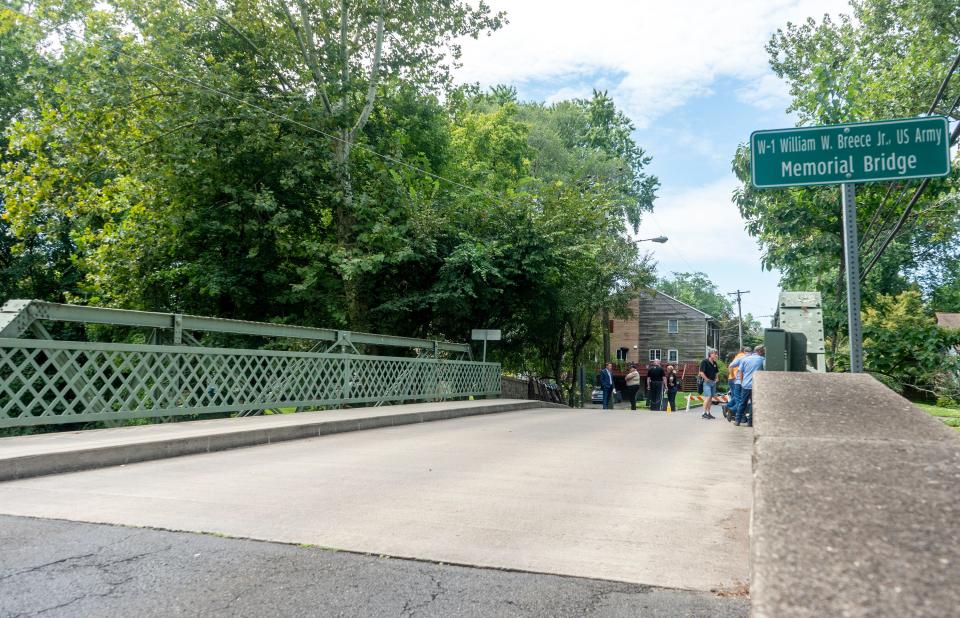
0, 553, 98, 582
399, 570, 447, 617
92, 546, 173, 570
5, 544, 171, 617
0, 530, 146, 583
31, 595, 87, 616
31, 573, 136, 617
31, 576, 134, 616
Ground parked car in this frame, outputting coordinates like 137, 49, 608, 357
591, 387, 602, 404
591, 387, 622, 404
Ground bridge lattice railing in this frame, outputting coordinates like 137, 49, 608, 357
0, 338, 501, 428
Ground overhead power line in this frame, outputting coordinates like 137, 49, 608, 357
859, 182, 915, 258
857, 48, 960, 282
860, 120, 960, 282
857, 89, 960, 260
857, 181, 902, 253
927, 50, 960, 116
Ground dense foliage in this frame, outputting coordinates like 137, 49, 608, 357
861, 290, 960, 399
0, 1, 658, 402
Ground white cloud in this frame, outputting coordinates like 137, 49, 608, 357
459, 0, 848, 127
633, 179, 783, 318
544, 85, 593, 105
736, 73, 793, 110
673, 130, 728, 164
638, 179, 750, 263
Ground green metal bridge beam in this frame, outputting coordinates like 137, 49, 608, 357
0, 300, 472, 356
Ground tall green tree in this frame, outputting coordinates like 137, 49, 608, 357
0, 2, 91, 302
234, 0, 504, 325
3, 0, 502, 326
364, 90, 659, 399
657, 271, 733, 320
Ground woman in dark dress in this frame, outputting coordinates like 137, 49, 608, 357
665, 365, 680, 412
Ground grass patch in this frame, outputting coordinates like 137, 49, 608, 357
914, 403, 960, 417
262, 407, 298, 415
914, 403, 960, 431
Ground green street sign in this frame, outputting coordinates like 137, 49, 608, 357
751, 116, 951, 188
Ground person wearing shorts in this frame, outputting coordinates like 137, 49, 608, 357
699, 350, 720, 420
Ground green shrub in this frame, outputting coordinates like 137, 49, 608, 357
936, 395, 959, 409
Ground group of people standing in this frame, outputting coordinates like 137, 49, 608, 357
722, 345, 766, 427
598, 345, 766, 426
598, 360, 681, 411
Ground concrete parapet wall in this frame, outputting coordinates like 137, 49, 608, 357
751, 372, 960, 617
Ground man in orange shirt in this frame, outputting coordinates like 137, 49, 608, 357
724, 346, 751, 421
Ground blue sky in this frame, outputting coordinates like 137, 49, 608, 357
457, 0, 850, 320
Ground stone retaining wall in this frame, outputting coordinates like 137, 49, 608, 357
501, 376, 529, 400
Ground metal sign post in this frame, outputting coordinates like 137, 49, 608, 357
840, 183, 864, 372
471, 329, 502, 363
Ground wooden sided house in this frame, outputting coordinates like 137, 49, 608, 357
608, 291, 721, 390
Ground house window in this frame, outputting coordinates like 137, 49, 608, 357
667, 319, 679, 334
616, 347, 629, 361
668, 349, 678, 363
649, 349, 661, 361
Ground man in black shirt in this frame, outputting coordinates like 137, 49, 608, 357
699, 350, 720, 419
647, 359, 665, 411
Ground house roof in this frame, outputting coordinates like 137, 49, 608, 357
936, 312, 960, 330
648, 290, 714, 320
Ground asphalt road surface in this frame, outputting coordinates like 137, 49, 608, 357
0, 515, 749, 617
0, 407, 753, 615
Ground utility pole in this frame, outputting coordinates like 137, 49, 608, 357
727, 290, 750, 350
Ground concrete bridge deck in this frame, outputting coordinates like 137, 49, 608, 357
0, 404, 751, 591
